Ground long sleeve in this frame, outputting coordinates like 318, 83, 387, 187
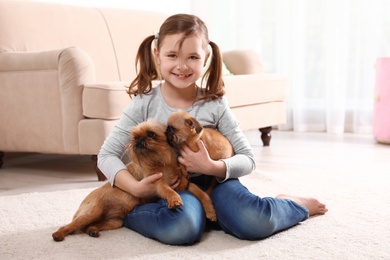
97, 86, 256, 186
197, 97, 256, 181
97, 102, 141, 185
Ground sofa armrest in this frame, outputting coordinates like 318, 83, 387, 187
0, 47, 96, 153
223, 49, 264, 75
223, 74, 288, 131
224, 74, 287, 107
83, 82, 130, 120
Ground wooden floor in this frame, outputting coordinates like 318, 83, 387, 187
0, 130, 387, 196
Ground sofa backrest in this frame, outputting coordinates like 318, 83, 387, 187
98, 8, 168, 81
0, 0, 168, 82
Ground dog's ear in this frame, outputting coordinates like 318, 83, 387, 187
185, 118, 194, 129
193, 118, 203, 134
185, 117, 203, 134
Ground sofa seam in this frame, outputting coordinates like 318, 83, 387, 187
230, 100, 285, 108
95, 8, 121, 81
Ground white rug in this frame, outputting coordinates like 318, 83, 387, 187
1, 169, 389, 260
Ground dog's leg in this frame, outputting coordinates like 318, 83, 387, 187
84, 199, 139, 238
52, 214, 102, 242
205, 177, 218, 196
187, 183, 217, 222
175, 165, 190, 191
85, 218, 124, 238
155, 181, 183, 209
52, 199, 104, 242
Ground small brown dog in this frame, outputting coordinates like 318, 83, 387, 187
52, 119, 216, 242
166, 110, 234, 194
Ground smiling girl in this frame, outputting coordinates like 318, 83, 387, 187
98, 13, 327, 245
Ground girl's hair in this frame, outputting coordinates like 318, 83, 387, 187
128, 14, 225, 100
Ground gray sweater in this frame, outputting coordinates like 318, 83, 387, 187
98, 85, 256, 186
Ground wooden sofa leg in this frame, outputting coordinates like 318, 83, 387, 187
91, 155, 107, 181
259, 127, 272, 146
0, 151, 4, 168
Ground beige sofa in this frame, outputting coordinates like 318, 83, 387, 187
0, 0, 287, 180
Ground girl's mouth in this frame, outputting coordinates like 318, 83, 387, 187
172, 73, 192, 78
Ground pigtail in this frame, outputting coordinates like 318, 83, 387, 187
201, 41, 225, 100
128, 35, 160, 97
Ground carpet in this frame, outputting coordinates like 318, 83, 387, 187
1, 168, 389, 260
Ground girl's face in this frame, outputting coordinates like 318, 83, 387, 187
154, 33, 209, 90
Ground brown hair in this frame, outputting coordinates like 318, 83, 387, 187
128, 14, 225, 100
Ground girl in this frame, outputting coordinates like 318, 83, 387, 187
98, 13, 327, 245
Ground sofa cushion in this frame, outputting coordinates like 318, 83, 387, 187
224, 74, 287, 107
83, 82, 130, 120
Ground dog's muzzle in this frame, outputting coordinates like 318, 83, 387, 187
165, 125, 176, 147
135, 138, 148, 153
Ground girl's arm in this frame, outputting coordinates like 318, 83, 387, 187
180, 97, 256, 181
218, 107, 256, 181
97, 94, 180, 197
97, 100, 159, 197
114, 169, 165, 198
97, 108, 136, 186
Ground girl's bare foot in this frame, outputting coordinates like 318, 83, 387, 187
276, 194, 328, 216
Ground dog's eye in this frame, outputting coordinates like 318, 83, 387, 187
147, 131, 156, 138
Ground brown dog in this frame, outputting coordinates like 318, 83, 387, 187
166, 110, 234, 194
52, 119, 216, 242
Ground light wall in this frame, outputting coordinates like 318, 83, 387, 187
25, 0, 192, 14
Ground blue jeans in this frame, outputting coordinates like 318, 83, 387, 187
124, 177, 309, 245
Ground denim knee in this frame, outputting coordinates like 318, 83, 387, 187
155, 192, 206, 245
222, 206, 277, 240
213, 192, 278, 240
211, 179, 307, 240
125, 191, 206, 245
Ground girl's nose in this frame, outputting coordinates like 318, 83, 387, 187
176, 59, 188, 70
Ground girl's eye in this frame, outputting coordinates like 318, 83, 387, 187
168, 54, 177, 58
189, 56, 199, 60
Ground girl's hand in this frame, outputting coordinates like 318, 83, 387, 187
136, 172, 181, 199
178, 140, 227, 178
135, 173, 163, 198
114, 169, 180, 199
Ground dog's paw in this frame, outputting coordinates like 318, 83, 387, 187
206, 211, 217, 222
167, 197, 183, 209
52, 232, 65, 242
204, 205, 217, 222
86, 226, 100, 238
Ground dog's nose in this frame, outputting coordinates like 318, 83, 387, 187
165, 127, 175, 145
166, 125, 175, 133
165, 125, 173, 136
136, 137, 146, 149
